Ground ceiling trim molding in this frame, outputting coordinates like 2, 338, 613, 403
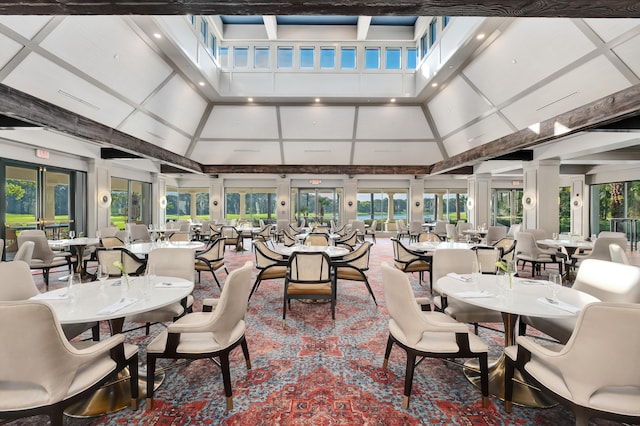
0, 83, 203, 173
1, 1, 640, 18
430, 83, 640, 174
200, 164, 433, 175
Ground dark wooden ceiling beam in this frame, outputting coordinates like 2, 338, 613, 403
0, 83, 203, 173
201, 164, 433, 176
430, 84, 640, 175
0, 0, 639, 18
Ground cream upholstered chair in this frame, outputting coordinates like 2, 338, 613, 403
445, 223, 459, 241
506, 223, 521, 238
221, 225, 242, 251
473, 246, 501, 274
0, 300, 139, 425
493, 237, 516, 263
485, 225, 507, 245
99, 226, 119, 238
283, 251, 336, 327
609, 243, 630, 264
333, 241, 376, 305
168, 232, 189, 242
16, 229, 75, 291
520, 259, 640, 344
395, 219, 409, 240
129, 224, 152, 242
249, 240, 287, 301
570, 236, 627, 267
305, 232, 329, 246
408, 221, 423, 242
101, 235, 125, 248
146, 261, 254, 411
194, 237, 227, 288
365, 219, 377, 243
505, 302, 640, 425
515, 231, 563, 277
0, 261, 101, 341
252, 224, 274, 249
432, 248, 503, 333
433, 220, 448, 240
125, 248, 194, 334
13, 240, 34, 264
351, 220, 366, 242
334, 229, 358, 251
391, 238, 431, 288
380, 262, 489, 409
417, 232, 440, 243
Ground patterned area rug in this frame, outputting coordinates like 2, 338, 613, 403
11, 238, 614, 425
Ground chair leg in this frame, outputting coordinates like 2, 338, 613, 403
504, 353, 515, 413
43, 268, 50, 291
240, 336, 252, 369
382, 335, 394, 368
146, 355, 156, 410
249, 277, 261, 301
91, 324, 100, 341
479, 352, 489, 408
212, 270, 222, 289
129, 352, 139, 410
218, 351, 234, 410
362, 277, 377, 306
402, 350, 417, 409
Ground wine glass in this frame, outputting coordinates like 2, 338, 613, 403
69, 230, 75, 239
96, 265, 109, 292
547, 271, 562, 301
552, 232, 558, 241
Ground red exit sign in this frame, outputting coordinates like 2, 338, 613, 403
36, 148, 50, 159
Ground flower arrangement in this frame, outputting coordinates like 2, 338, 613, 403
113, 261, 130, 288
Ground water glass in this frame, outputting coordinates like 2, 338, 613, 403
552, 232, 558, 241
69, 230, 75, 239
548, 272, 562, 301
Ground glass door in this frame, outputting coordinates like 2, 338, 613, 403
292, 188, 341, 226
491, 189, 523, 227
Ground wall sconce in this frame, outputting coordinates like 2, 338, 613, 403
571, 195, 583, 209
280, 200, 286, 206
347, 200, 353, 207
523, 192, 536, 210
466, 198, 474, 209
415, 201, 421, 207
98, 191, 111, 208
159, 196, 167, 209
212, 200, 218, 206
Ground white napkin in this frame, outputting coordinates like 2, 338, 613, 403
519, 279, 548, 285
447, 272, 472, 282
537, 297, 581, 314
30, 292, 69, 300
454, 290, 493, 298
155, 281, 191, 288
98, 297, 138, 315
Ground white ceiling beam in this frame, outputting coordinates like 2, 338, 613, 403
357, 16, 371, 41
263, 15, 278, 40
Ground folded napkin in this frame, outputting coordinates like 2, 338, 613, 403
30, 292, 69, 300
447, 272, 472, 282
98, 297, 138, 315
537, 297, 581, 314
155, 281, 191, 288
454, 290, 493, 298
519, 279, 548, 285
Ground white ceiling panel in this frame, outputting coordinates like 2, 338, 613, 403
0, 33, 21, 69
356, 106, 434, 139
4, 53, 135, 128
0, 16, 51, 40
143, 75, 207, 135
427, 75, 493, 137
613, 34, 640, 78
463, 18, 595, 106
201, 105, 279, 139
501, 55, 631, 130
353, 141, 442, 165
0, 128, 100, 158
40, 16, 173, 104
443, 113, 513, 157
584, 18, 640, 42
189, 140, 282, 164
119, 111, 191, 155
281, 106, 355, 139
283, 141, 352, 164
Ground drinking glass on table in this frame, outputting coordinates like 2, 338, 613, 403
547, 271, 562, 301
69, 230, 75, 239
552, 232, 558, 241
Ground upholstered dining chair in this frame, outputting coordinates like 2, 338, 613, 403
125, 247, 194, 334
493, 237, 516, 263
431, 248, 503, 333
520, 258, 640, 344
101, 235, 125, 248
380, 262, 489, 410
282, 228, 298, 247
395, 219, 410, 241
12, 240, 34, 264
333, 241, 376, 305
249, 240, 287, 301
0, 300, 139, 426
221, 226, 242, 251
16, 229, 75, 291
608, 243, 630, 264
433, 220, 449, 240
283, 251, 336, 327
252, 224, 274, 249
365, 219, 377, 243
505, 302, 640, 425
305, 232, 330, 246
129, 224, 152, 242
417, 232, 440, 243
485, 225, 507, 245
168, 232, 189, 242
570, 236, 627, 267
514, 231, 563, 277
472, 246, 501, 274
334, 229, 358, 251
146, 261, 254, 411
194, 237, 227, 288
391, 238, 431, 288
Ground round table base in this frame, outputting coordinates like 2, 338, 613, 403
463, 356, 556, 408
64, 368, 164, 418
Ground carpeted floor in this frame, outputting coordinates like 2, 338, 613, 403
9, 238, 618, 425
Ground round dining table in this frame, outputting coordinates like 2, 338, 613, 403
127, 240, 206, 258
49, 237, 100, 277
437, 274, 600, 407
275, 244, 350, 258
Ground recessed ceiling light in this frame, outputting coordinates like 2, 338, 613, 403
153, 33, 162, 39
476, 33, 486, 40
248, 97, 253, 102
431, 82, 438, 87
390, 98, 396, 103
315, 98, 320, 102
198, 81, 205, 86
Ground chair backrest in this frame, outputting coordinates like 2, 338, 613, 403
456, 222, 473, 234
129, 224, 152, 242
0, 261, 39, 300
391, 238, 419, 264
524, 228, 547, 241
493, 237, 516, 262
305, 233, 329, 246
573, 259, 640, 303
409, 221, 423, 235
99, 227, 119, 238
351, 220, 366, 234
432, 248, 479, 288
434, 220, 448, 235
147, 248, 194, 281
287, 251, 332, 283
598, 231, 626, 238
485, 226, 507, 244
253, 240, 284, 269
198, 237, 225, 262
204, 261, 254, 346
445, 224, 458, 240
609, 243, 630, 265
13, 240, 34, 264
418, 232, 440, 242
96, 248, 125, 276
340, 241, 371, 270
369, 219, 378, 232
16, 230, 55, 263
0, 300, 116, 404
473, 246, 501, 274
514, 232, 541, 257
506, 223, 521, 237
583, 236, 627, 262
169, 232, 189, 242
551, 302, 640, 405
101, 236, 125, 248
115, 230, 130, 243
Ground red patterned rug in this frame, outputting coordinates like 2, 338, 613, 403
13, 238, 613, 425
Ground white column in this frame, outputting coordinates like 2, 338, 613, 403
410, 178, 424, 223
467, 173, 491, 228
523, 160, 560, 234
210, 178, 223, 223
